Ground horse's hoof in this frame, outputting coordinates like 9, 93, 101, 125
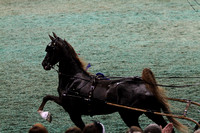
38, 111, 52, 123
46, 112, 52, 123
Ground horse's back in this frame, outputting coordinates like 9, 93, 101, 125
105, 77, 155, 107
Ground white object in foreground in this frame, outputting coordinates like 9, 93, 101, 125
38, 110, 52, 122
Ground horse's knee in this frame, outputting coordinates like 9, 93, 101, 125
119, 111, 142, 128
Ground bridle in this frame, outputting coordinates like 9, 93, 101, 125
51, 64, 92, 82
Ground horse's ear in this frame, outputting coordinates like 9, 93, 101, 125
53, 32, 58, 38
49, 35, 54, 41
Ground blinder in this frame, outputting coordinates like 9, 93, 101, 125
45, 39, 59, 52
45, 45, 55, 53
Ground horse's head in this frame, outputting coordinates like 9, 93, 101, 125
42, 32, 65, 70
42, 32, 86, 72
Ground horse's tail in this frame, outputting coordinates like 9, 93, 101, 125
142, 68, 187, 133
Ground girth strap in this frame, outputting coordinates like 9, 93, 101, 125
88, 76, 97, 100
86, 76, 98, 116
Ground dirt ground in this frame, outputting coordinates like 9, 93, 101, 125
0, 0, 200, 132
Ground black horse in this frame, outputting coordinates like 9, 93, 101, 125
38, 33, 186, 132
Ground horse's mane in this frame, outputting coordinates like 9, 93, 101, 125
62, 39, 88, 72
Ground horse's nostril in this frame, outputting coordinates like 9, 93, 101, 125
42, 61, 46, 67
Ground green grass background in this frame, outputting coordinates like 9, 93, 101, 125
0, 0, 200, 132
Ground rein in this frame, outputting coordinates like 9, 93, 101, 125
100, 75, 200, 88
51, 65, 200, 88
108, 76, 200, 79
51, 65, 92, 82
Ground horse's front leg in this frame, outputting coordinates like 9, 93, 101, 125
69, 113, 85, 130
37, 95, 61, 122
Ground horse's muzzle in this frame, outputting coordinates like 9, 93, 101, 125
42, 61, 52, 70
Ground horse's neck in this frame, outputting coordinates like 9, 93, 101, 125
58, 59, 85, 87
60, 57, 83, 73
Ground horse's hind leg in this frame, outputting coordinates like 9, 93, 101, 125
69, 113, 85, 130
38, 95, 61, 122
145, 112, 168, 128
119, 110, 142, 128
145, 112, 167, 127
145, 112, 176, 133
